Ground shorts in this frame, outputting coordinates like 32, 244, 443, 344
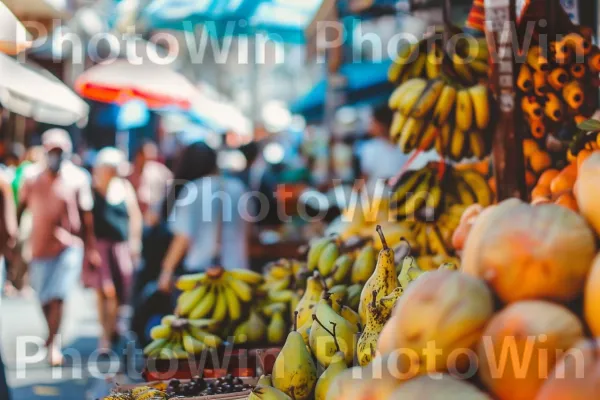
30, 247, 84, 305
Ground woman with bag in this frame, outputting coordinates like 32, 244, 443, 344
83, 148, 142, 351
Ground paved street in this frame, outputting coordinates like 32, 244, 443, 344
1, 286, 141, 399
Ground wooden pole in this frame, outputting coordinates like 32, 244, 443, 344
484, 0, 527, 201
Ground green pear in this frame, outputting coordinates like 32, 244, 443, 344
314, 323, 348, 400
309, 298, 358, 367
272, 313, 318, 400
294, 272, 325, 328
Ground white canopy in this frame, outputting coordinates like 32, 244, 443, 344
0, 53, 89, 126
0, 2, 31, 54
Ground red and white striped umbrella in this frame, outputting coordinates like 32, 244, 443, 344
75, 60, 200, 110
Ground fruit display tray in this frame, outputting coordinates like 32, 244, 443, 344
116, 378, 258, 400
143, 348, 281, 382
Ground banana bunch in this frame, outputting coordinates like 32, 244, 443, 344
261, 258, 307, 305
389, 78, 491, 160
389, 163, 492, 223
519, 33, 600, 142
143, 316, 222, 359
388, 33, 489, 86
175, 267, 262, 323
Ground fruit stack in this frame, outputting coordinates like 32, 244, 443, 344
388, 34, 492, 160
518, 31, 600, 148
251, 226, 459, 400
327, 195, 600, 400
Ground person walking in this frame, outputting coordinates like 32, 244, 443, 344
0, 168, 17, 399
17, 129, 100, 366
83, 148, 142, 352
157, 142, 251, 293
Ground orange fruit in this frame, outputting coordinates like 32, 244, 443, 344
577, 149, 594, 171
550, 164, 577, 196
555, 192, 579, 212
537, 169, 560, 188
529, 150, 552, 173
523, 139, 540, 159
531, 185, 551, 200
525, 170, 537, 188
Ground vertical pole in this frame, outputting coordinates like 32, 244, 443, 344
485, 0, 527, 201
249, 36, 260, 132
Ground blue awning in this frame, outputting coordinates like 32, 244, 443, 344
290, 60, 394, 123
142, 0, 323, 43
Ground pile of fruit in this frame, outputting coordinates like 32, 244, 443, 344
103, 386, 167, 400
518, 31, 600, 145
388, 39, 492, 159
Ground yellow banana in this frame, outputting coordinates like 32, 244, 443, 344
388, 78, 427, 109
225, 274, 253, 302
390, 112, 408, 143
548, 68, 569, 91
223, 284, 242, 320
211, 285, 228, 322
425, 45, 443, 79
397, 78, 428, 115
409, 79, 445, 118
398, 117, 425, 154
432, 84, 457, 126
407, 51, 427, 79
175, 272, 206, 291
544, 92, 564, 122
417, 123, 439, 151
150, 324, 172, 340
228, 269, 263, 285
182, 331, 207, 354
455, 89, 474, 132
468, 84, 490, 130
449, 126, 467, 162
388, 42, 419, 83
469, 130, 487, 160
460, 169, 493, 206
177, 285, 208, 317
469, 59, 489, 76
189, 285, 216, 319
452, 53, 475, 84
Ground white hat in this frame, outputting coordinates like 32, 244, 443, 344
95, 147, 128, 176
42, 128, 73, 153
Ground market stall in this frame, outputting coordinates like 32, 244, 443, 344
103, 0, 600, 399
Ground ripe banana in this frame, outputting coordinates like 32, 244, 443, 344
223, 284, 242, 320
189, 285, 216, 319
425, 45, 443, 79
389, 78, 427, 110
460, 169, 493, 206
449, 126, 467, 161
452, 53, 475, 85
398, 116, 425, 154
397, 79, 428, 115
176, 272, 206, 291
410, 79, 445, 118
407, 51, 427, 79
455, 89, 474, 132
211, 285, 228, 322
432, 84, 457, 126
177, 285, 208, 317
228, 269, 263, 285
469, 130, 487, 160
388, 42, 419, 84
418, 123, 439, 151
225, 274, 253, 302
468, 84, 491, 130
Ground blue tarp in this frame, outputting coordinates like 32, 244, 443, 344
142, 0, 323, 43
290, 60, 394, 123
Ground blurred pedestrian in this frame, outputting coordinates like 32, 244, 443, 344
129, 140, 172, 221
18, 129, 100, 366
0, 168, 17, 400
157, 142, 251, 292
84, 148, 142, 352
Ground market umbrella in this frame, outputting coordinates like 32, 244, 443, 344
1, 0, 69, 20
0, 2, 31, 54
75, 60, 199, 110
0, 52, 89, 125
188, 94, 252, 136
290, 60, 394, 123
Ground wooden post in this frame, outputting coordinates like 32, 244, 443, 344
484, 0, 527, 201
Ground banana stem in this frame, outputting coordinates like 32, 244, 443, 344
294, 311, 298, 331
376, 225, 388, 250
